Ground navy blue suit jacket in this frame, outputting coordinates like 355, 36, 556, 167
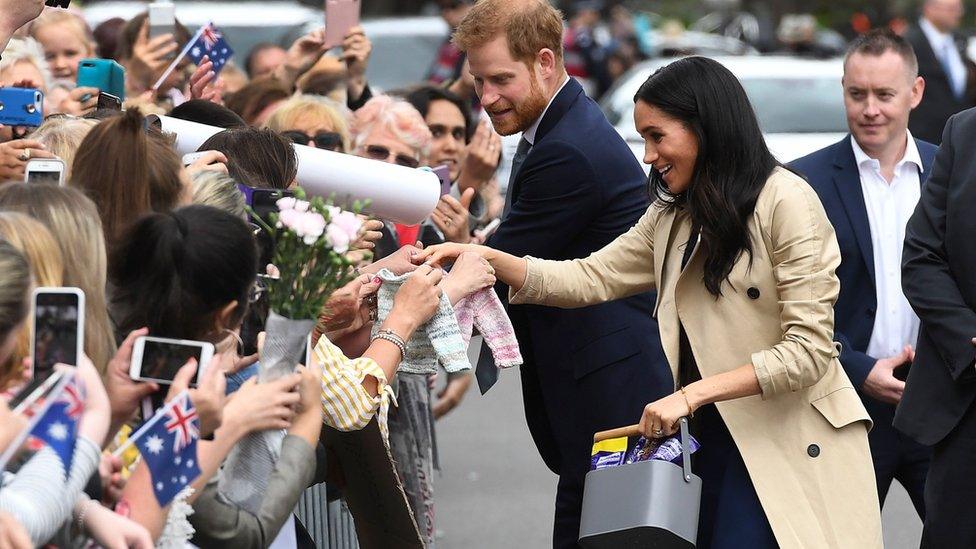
790, 136, 937, 392
488, 78, 672, 475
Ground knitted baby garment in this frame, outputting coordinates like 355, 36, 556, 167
372, 268, 471, 375
454, 288, 523, 368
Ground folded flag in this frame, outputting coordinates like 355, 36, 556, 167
131, 391, 202, 506
28, 371, 84, 474
187, 23, 234, 74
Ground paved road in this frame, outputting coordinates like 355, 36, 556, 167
433, 348, 923, 548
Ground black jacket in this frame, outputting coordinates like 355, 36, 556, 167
905, 23, 976, 144
896, 108, 976, 445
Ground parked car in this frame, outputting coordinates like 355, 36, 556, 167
599, 55, 848, 165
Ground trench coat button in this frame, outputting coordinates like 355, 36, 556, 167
747, 287, 760, 300
807, 444, 820, 458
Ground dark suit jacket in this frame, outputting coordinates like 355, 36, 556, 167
488, 78, 671, 475
906, 24, 976, 145
790, 136, 937, 428
896, 108, 976, 446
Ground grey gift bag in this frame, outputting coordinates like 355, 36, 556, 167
579, 418, 701, 548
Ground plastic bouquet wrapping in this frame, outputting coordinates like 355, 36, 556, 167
220, 187, 362, 513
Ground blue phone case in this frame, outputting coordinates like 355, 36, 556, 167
0, 88, 44, 127
76, 58, 126, 100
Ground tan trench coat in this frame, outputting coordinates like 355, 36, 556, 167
511, 167, 882, 548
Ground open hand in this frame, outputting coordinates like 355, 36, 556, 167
431, 188, 475, 244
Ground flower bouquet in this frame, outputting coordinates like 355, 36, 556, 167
220, 187, 363, 513
258, 190, 364, 382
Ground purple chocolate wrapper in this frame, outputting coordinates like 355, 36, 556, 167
590, 451, 625, 470
625, 435, 701, 465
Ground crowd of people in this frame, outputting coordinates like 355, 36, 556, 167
0, 0, 975, 548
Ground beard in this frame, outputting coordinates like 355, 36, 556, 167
485, 75, 549, 136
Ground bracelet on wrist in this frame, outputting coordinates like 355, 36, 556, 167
372, 329, 407, 358
75, 499, 95, 535
679, 385, 695, 418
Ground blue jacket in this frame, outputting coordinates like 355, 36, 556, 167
790, 136, 937, 390
488, 78, 672, 475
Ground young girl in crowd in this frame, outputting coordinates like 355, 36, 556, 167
28, 9, 95, 81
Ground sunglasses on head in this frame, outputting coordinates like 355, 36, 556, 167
281, 130, 344, 152
364, 144, 421, 169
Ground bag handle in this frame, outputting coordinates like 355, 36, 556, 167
592, 417, 694, 483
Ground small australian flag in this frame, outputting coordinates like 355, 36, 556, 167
28, 374, 84, 474
187, 23, 234, 74
136, 391, 202, 506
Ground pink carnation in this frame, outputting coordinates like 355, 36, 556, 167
326, 224, 351, 254
276, 197, 297, 211
330, 211, 362, 241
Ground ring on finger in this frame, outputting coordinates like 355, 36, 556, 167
18, 149, 30, 161
652, 428, 664, 437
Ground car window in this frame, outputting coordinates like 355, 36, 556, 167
366, 35, 446, 92
741, 77, 847, 133
608, 74, 846, 135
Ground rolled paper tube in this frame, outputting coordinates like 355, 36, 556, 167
148, 114, 441, 224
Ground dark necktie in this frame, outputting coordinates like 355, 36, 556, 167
502, 137, 532, 219
478, 136, 531, 394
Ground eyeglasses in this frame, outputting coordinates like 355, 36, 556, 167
281, 130, 344, 152
363, 144, 421, 169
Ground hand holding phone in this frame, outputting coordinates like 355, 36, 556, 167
148, 2, 176, 42
24, 158, 65, 186
324, 0, 361, 48
31, 288, 85, 380
77, 59, 126, 101
0, 88, 43, 127
129, 336, 215, 387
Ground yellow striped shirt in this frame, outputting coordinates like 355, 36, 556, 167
314, 335, 395, 440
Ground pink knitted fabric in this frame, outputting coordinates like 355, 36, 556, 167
454, 287, 523, 368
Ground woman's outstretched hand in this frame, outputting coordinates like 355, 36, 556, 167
413, 242, 484, 268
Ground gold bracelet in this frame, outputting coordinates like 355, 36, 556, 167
679, 385, 695, 418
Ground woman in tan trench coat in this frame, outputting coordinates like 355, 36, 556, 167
419, 57, 882, 548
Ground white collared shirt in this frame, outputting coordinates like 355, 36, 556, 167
521, 75, 571, 146
850, 133, 923, 359
920, 17, 968, 97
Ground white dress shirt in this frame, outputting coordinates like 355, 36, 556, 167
920, 17, 968, 98
851, 134, 923, 360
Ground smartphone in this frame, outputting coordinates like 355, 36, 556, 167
77, 59, 126, 101
0, 88, 43, 127
433, 165, 452, 196
475, 218, 502, 241
250, 187, 295, 220
129, 336, 215, 387
24, 159, 65, 186
182, 152, 208, 166
44, 0, 70, 7
31, 288, 85, 380
324, 0, 361, 48
96, 92, 122, 111
148, 2, 176, 41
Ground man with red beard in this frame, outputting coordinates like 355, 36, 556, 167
452, 1, 670, 547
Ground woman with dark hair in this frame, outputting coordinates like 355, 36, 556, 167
109, 205, 257, 341
198, 127, 297, 191
419, 56, 881, 547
